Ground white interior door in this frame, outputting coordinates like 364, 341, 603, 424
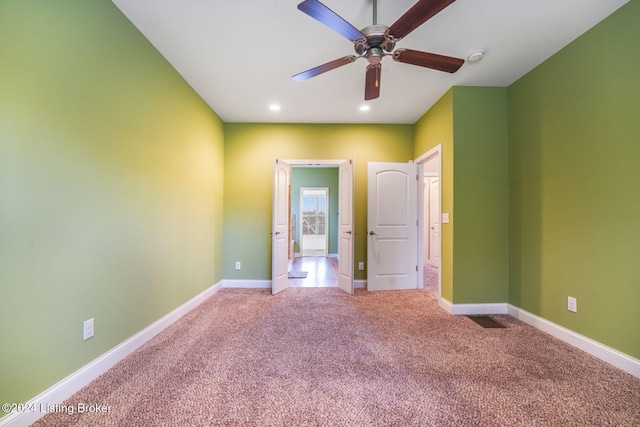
428, 177, 441, 267
338, 159, 355, 295
272, 159, 290, 295
367, 162, 418, 291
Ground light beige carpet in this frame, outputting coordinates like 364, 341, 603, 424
33, 288, 640, 426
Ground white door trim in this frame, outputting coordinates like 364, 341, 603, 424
283, 159, 344, 166
426, 177, 440, 267
415, 145, 443, 300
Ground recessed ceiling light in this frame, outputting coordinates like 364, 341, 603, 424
360, 105, 370, 111
467, 50, 485, 63
269, 104, 281, 111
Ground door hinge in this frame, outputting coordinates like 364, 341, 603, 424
416, 265, 418, 272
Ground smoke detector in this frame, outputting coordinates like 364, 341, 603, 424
467, 50, 485, 63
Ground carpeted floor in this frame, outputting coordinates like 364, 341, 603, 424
33, 288, 640, 426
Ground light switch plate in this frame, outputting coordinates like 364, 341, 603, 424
442, 213, 450, 224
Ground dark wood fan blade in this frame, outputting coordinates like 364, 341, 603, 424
365, 64, 381, 101
387, 0, 456, 41
292, 56, 357, 81
297, 0, 364, 42
393, 49, 464, 73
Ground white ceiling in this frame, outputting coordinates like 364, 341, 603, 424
112, 0, 628, 124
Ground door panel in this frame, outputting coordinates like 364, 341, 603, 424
338, 160, 354, 294
376, 172, 409, 226
376, 239, 410, 275
272, 160, 290, 295
368, 162, 418, 291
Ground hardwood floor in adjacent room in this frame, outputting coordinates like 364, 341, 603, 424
288, 256, 338, 287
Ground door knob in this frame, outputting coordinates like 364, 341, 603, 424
369, 231, 377, 236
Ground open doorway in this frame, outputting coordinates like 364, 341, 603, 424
291, 169, 337, 287
288, 256, 339, 288
416, 146, 442, 300
272, 160, 354, 295
299, 187, 330, 257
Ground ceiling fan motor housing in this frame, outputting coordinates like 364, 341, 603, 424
354, 24, 396, 64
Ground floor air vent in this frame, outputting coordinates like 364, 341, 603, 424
466, 316, 506, 328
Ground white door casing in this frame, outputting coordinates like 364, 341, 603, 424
367, 162, 419, 291
416, 144, 443, 299
428, 177, 441, 267
272, 159, 290, 295
422, 176, 429, 265
338, 159, 355, 295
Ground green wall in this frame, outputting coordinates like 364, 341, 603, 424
0, 0, 225, 409
508, 0, 640, 358
414, 90, 455, 301
223, 123, 414, 281
414, 87, 509, 304
291, 168, 339, 254
452, 87, 509, 303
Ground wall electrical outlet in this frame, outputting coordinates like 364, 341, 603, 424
235, 261, 241, 271
567, 296, 577, 313
358, 262, 365, 271
83, 318, 94, 341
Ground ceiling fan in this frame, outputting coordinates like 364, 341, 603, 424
292, 0, 464, 100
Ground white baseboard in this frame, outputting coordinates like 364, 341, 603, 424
507, 305, 640, 378
439, 299, 639, 378
438, 298, 510, 315
0, 281, 224, 427
444, 302, 509, 315
222, 280, 271, 289
354, 280, 367, 289
439, 298, 453, 313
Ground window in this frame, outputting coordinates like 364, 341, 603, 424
301, 189, 327, 236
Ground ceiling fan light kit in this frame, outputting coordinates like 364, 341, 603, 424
293, 0, 465, 101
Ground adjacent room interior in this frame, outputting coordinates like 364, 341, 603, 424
289, 166, 340, 288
